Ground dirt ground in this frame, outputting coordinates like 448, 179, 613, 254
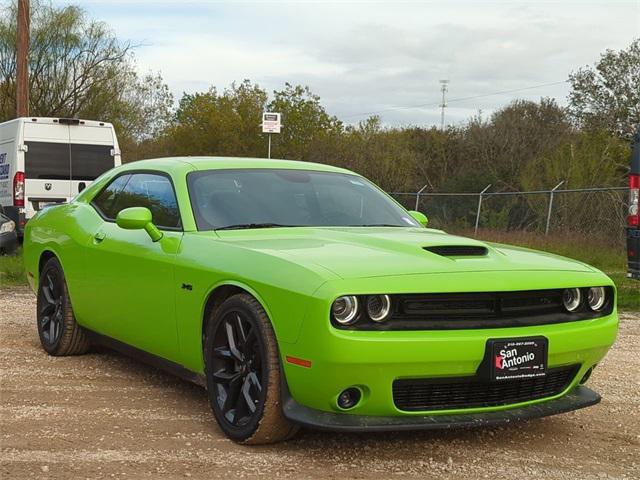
1, 286, 638, 480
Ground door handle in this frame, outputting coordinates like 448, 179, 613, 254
94, 232, 106, 243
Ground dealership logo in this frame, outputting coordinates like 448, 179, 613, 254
495, 348, 535, 369
45, 183, 52, 191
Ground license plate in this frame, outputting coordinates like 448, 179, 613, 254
490, 337, 547, 381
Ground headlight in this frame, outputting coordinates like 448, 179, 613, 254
366, 294, 391, 322
562, 288, 582, 312
331, 296, 359, 325
0, 220, 15, 234
587, 287, 606, 311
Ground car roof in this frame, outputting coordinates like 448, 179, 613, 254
119, 156, 356, 175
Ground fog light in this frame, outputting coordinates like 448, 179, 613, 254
580, 366, 594, 385
337, 387, 361, 409
366, 294, 391, 322
587, 287, 606, 311
332, 296, 359, 325
562, 288, 582, 312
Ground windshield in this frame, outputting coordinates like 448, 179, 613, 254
187, 168, 419, 230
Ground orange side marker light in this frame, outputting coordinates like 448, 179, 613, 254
286, 356, 312, 368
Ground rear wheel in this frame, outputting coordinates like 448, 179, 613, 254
204, 294, 298, 444
37, 257, 90, 356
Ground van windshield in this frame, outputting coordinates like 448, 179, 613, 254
25, 141, 114, 180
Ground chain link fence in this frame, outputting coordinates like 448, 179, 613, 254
391, 186, 630, 245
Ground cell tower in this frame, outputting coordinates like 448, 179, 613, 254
439, 79, 449, 131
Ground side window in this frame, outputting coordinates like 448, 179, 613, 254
113, 173, 181, 229
92, 174, 131, 219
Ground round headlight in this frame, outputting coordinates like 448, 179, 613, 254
332, 296, 359, 325
562, 288, 582, 312
587, 287, 606, 311
366, 295, 392, 322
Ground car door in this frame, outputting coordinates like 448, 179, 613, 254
82, 171, 183, 362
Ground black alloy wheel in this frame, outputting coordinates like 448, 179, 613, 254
211, 311, 264, 427
38, 268, 64, 346
36, 257, 90, 356
204, 294, 298, 444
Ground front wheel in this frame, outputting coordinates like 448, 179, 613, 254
36, 257, 90, 356
204, 294, 298, 444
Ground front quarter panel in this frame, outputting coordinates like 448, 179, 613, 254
23, 202, 99, 301
173, 232, 338, 373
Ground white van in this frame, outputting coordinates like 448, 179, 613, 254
0, 117, 121, 235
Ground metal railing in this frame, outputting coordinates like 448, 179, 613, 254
391, 185, 630, 242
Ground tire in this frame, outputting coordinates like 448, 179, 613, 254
36, 257, 90, 356
204, 293, 299, 444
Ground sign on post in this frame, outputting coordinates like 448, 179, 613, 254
262, 113, 281, 134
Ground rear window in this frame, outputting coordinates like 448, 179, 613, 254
25, 142, 114, 180
24, 142, 70, 179
71, 144, 115, 180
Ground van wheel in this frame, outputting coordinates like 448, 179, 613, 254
204, 294, 299, 444
37, 257, 90, 355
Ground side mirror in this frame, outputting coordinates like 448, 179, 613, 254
116, 207, 163, 242
408, 210, 428, 227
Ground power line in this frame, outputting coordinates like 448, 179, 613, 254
341, 80, 569, 120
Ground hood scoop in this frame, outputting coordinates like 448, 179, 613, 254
424, 245, 488, 257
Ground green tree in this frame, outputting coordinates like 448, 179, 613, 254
568, 39, 640, 141
267, 83, 343, 160
166, 80, 268, 157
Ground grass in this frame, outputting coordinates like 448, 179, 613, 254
1, 232, 638, 310
0, 248, 27, 288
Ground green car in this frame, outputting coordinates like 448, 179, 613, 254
23, 157, 618, 444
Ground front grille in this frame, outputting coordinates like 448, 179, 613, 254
393, 365, 579, 411
331, 288, 614, 330
424, 245, 488, 257
399, 290, 563, 319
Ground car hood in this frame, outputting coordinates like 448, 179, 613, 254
213, 227, 596, 279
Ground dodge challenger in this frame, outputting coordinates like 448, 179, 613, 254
23, 157, 618, 444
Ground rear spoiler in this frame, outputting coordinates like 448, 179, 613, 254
632, 125, 640, 174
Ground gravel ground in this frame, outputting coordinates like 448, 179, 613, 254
1, 286, 638, 480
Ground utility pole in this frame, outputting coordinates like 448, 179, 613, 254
439, 79, 449, 131
16, 0, 30, 118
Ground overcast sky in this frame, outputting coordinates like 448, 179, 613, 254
55, 0, 639, 127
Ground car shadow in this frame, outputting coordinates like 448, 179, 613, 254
90, 344, 577, 455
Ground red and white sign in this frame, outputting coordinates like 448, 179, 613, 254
262, 112, 281, 134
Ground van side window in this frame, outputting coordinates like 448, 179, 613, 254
92, 174, 131, 219
112, 173, 181, 229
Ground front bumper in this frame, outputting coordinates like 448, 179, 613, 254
282, 311, 617, 417
283, 384, 601, 431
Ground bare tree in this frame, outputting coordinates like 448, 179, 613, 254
0, 1, 173, 154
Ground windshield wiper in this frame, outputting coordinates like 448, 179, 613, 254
215, 223, 296, 231
344, 224, 406, 227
